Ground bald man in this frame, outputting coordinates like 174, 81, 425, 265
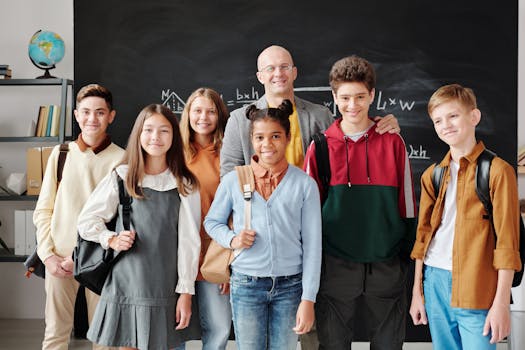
221, 45, 398, 176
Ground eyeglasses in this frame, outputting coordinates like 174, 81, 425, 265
259, 64, 294, 73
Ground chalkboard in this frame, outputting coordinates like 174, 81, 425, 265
74, 0, 518, 342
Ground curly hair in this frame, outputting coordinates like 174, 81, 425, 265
329, 55, 376, 92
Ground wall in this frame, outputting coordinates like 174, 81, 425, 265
0, 0, 73, 318
514, 0, 525, 310
0, 0, 523, 319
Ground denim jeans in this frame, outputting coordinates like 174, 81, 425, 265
423, 265, 496, 350
197, 280, 232, 350
230, 271, 302, 350
176, 280, 232, 350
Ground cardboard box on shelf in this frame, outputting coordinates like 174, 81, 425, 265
26, 147, 42, 195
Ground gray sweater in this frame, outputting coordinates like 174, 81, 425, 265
220, 95, 333, 176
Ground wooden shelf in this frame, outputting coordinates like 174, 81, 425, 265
519, 166, 525, 174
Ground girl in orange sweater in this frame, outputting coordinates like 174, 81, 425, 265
179, 87, 231, 350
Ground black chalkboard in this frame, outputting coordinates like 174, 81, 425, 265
74, 0, 518, 342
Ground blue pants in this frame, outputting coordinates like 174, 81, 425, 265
175, 280, 232, 350
230, 271, 302, 350
424, 265, 496, 350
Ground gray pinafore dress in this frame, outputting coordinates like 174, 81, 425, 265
87, 186, 200, 349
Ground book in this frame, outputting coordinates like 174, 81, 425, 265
35, 106, 44, 136
37, 105, 48, 136
0, 64, 9, 70
50, 104, 60, 137
45, 105, 54, 136
0, 68, 12, 75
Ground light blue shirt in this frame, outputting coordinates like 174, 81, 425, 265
204, 165, 322, 302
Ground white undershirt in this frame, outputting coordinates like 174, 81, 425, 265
424, 160, 459, 271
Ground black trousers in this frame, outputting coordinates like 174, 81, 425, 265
316, 254, 408, 350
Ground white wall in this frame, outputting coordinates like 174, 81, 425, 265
513, 0, 525, 310
0, 0, 73, 318
0, 0, 523, 318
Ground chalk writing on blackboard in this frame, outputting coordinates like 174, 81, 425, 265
161, 86, 417, 117
408, 144, 430, 160
376, 90, 415, 111
161, 89, 186, 114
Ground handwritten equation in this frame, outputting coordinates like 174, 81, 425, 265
161, 86, 416, 116
376, 90, 415, 112
408, 144, 430, 160
161, 86, 261, 114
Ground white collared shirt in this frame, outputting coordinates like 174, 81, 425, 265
77, 164, 201, 294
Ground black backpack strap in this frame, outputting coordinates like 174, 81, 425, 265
475, 149, 496, 220
431, 163, 447, 199
117, 177, 132, 231
57, 143, 69, 185
312, 132, 330, 203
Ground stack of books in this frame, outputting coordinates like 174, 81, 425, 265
35, 105, 61, 137
0, 64, 11, 79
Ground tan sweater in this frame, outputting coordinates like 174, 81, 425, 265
34, 138, 124, 261
187, 142, 220, 280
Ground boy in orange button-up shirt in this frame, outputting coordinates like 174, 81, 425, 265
409, 84, 521, 350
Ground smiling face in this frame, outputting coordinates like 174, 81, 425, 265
74, 96, 115, 145
256, 46, 297, 99
189, 96, 218, 143
140, 113, 173, 159
333, 82, 374, 134
251, 118, 290, 169
430, 100, 480, 150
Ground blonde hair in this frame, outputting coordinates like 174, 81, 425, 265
428, 84, 477, 116
122, 104, 197, 198
179, 87, 229, 161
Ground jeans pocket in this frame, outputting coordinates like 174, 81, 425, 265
230, 271, 256, 286
283, 273, 302, 284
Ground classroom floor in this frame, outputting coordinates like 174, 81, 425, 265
0, 319, 510, 350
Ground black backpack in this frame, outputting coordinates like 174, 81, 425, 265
432, 149, 524, 287
312, 132, 331, 204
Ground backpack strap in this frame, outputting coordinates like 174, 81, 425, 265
117, 177, 132, 231
312, 132, 330, 203
234, 165, 255, 230
431, 163, 448, 199
475, 149, 496, 220
56, 143, 69, 185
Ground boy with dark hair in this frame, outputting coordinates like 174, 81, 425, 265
303, 55, 417, 349
34, 84, 124, 350
409, 83, 521, 350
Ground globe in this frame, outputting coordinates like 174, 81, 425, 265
28, 30, 65, 79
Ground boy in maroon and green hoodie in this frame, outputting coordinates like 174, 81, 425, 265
303, 55, 417, 349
